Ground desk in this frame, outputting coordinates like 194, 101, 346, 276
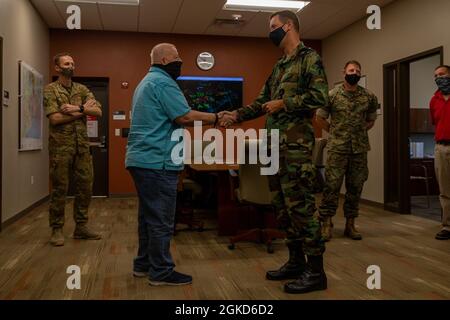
188, 163, 240, 236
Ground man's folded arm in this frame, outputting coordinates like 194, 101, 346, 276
48, 112, 84, 126
83, 88, 102, 117
44, 87, 83, 126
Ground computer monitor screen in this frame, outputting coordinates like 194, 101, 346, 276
177, 76, 243, 113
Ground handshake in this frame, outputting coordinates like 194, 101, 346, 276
215, 99, 285, 127
217, 110, 239, 128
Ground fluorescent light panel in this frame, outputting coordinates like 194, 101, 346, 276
56, 0, 139, 5
224, 0, 310, 12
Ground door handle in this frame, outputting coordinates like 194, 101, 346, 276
89, 142, 102, 147
100, 135, 107, 149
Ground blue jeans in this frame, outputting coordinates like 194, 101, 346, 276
128, 167, 179, 280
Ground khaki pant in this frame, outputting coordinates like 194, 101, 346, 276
49, 151, 93, 228
435, 144, 450, 231
319, 152, 368, 219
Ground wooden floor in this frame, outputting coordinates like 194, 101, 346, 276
411, 195, 442, 222
0, 197, 449, 300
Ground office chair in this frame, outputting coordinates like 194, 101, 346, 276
410, 163, 432, 208
228, 139, 285, 254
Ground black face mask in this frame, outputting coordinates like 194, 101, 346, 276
269, 24, 287, 47
60, 67, 74, 78
435, 76, 450, 95
345, 73, 361, 86
153, 61, 182, 80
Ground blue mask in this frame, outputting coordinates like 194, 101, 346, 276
435, 76, 450, 95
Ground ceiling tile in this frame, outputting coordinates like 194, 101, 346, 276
31, 0, 65, 28
305, 0, 369, 38
99, 3, 139, 32
54, 0, 103, 30
298, 2, 339, 36
205, 9, 256, 36
138, 0, 183, 33
32, 0, 397, 39
172, 0, 225, 34
237, 12, 272, 37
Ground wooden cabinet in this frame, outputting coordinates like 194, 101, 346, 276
410, 109, 435, 133
409, 158, 439, 196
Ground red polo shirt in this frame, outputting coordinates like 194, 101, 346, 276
430, 90, 450, 141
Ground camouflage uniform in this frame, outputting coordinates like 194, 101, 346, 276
44, 81, 100, 228
237, 42, 328, 256
317, 84, 378, 219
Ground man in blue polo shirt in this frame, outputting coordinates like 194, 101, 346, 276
126, 43, 219, 286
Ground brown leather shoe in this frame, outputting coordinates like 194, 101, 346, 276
50, 228, 64, 246
344, 217, 362, 240
321, 217, 333, 242
73, 225, 102, 240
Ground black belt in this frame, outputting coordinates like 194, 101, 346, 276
437, 140, 450, 145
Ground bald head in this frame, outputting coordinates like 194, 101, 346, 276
151, 43, 181, 65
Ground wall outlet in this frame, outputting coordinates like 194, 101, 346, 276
115, 128, 121, 136
31, 176, 34, 185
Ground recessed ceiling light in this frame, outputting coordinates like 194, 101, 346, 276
232, 14, 243, 20
224, 0, 310, 13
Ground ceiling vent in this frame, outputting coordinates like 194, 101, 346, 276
213, 18, 246, 26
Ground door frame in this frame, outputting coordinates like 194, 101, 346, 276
383, 46, 443, 214
0, 37, 3, 230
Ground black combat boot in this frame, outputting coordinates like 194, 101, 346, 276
266, 241, 306, 280
284, 255, 327, 294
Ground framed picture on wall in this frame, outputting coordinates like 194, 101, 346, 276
18, 61, 43, 151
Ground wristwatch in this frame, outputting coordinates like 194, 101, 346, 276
79, 104, 84, 113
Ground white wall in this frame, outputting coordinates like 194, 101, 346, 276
0, 0, 50, 223
322, 0, 450, 204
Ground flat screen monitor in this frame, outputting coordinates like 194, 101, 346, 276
177, 76, 243, 113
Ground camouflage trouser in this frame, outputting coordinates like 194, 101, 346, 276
319, 152, 368, 219
268, 148, 325, 256
49, 151, 93, 228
